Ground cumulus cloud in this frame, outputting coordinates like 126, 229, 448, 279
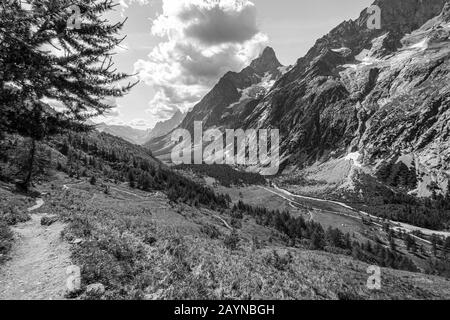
135, 0, 268, 122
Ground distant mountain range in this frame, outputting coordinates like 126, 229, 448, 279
95, 123, 152, 145
146, 109, 185, 141
146, 0, 450, 198
94, 110, 186, 145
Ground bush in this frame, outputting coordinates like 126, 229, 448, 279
224, 229, 240, 251
263, 250, 293, 271
230, 218, 242, 229
0, 204, 30, 226
200, 224, 221, 239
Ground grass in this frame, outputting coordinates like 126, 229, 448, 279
0, 222, 14, 262
0, 188, 32, 263
38, 178, 450, 300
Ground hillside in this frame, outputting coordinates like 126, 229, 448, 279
2, 176, 450, 300
1, 131, 450, 299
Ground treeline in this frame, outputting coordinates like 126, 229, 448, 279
353, 190, 450, 230
174, 164, 266, 187
366, 160, 450, 230
376, 161, 417, 189
231, 200, 418, 272
52, 132, 231, 209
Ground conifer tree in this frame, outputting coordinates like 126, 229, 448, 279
0, 0, 136, 189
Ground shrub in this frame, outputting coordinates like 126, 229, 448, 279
224, 229, 240, 251
230, 218, 242, 229
200, 224, 221, 239
0, 205, 30, 225
263, 250, 293, 271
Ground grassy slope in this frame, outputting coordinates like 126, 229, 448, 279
33, 176, 450, 300
0, 187, 33, 263
2, 132, 450, 299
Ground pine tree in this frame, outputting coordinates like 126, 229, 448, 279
0, 1, 136, 189
310, 229, 325, 250
128, 170, 135, 189
389, 235, 396, 252
404, 234, 416, 252
431, 235, 439, 257
443, 237, 450, 260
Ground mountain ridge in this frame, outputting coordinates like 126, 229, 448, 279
146, 0, 450, 199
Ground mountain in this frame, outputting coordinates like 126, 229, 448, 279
146, 47, 288, 157
95, 123, 152, 145
91, 109, 185, 146
180, 46, 286, 131
145, 109, 185, 141
147, 0, 450, 199
242, 0, 450, 198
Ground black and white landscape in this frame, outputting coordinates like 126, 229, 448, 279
1, 0, 450, 302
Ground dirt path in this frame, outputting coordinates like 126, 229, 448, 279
0, 199, 71, 300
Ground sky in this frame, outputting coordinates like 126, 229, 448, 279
100, 0, 373, 129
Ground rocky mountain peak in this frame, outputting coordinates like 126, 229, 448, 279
250, 46, 282, 75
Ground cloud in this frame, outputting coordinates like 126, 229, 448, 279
183, 3, 259, 45
129, 118, 153, 128
119, 0, 151, 9
105, 107, 121, 118
135, 0, 267, 122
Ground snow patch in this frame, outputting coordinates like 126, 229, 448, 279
344, 152, 363, 168
410, 38, 429, 51
331, 47, 352, 55
396, 154, 415, 169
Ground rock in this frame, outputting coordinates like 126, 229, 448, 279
144, 288, 164, 300
66, 265, 81, 295
85, 283, 105, 296
72, 238, 83, 245
40, 215, 59, 226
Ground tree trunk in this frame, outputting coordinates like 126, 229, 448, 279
23, 138, 36, 190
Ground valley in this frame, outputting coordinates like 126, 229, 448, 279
2, 174, 450, 300
1, 0, 450, 302
211, 179, 450, 276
